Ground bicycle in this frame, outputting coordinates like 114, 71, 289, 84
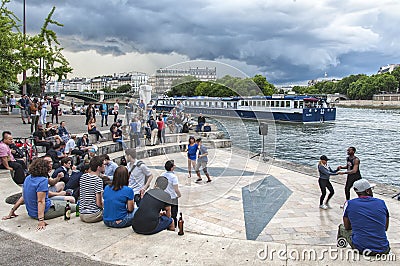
14, 137, 38, 165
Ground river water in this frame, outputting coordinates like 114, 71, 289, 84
210, 107, 400, 187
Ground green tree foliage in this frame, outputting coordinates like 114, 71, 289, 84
0, 1, 72, 95
0, 0, 22, 91
252, 74, 277, 95
167, 76, 201, 97
389, 67, 400, 91
115, 84, 132, 93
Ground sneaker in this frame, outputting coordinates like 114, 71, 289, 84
325, 203, 332, 209
319, 204, 328, 210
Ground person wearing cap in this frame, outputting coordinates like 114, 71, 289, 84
317, 155, 338, 209
337, 147, 362, 202
338, 179, 390, 255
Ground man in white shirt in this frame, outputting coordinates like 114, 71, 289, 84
102, 154, 118, 181
161, 160, 181, 225
64, 135, 84, 158
125, 148, 153, 207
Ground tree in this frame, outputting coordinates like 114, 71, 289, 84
115, 84, 131, 93
0, 0, 23, 91
26, 6, 72, 95
252, 74, 277, 95
0, 1, 72, 95
167, 76, 201, 97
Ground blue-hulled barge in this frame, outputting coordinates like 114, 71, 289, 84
155, 95, 336, 123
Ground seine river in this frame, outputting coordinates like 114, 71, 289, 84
210, 107, 400, 187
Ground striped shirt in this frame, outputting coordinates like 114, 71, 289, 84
79, 173, 103, 214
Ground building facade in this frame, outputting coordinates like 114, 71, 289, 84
153, 67, 217, 94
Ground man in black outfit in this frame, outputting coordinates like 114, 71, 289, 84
32, 124, 53, 152
197, 113, 206, 132
338, 146, 362, 202
132, 176, 175, 235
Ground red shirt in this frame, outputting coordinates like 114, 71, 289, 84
157, 120, 164, 130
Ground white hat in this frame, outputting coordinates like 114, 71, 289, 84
353, 179, 376, 192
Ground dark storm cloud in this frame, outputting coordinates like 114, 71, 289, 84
8, 0, 400, 83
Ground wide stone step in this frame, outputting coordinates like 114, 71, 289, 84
107, 139, 231, 164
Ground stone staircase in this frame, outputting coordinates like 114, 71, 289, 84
80, 126, 231, 164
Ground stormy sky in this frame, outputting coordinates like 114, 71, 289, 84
7, 0, 400, 84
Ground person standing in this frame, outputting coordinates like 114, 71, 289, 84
125, 99, 134, 126
186, 136, 198, 180
99, 99, 109, 127
17, 94, 31, 124
39, 98, 47, 125
337, 147, 362, 203
50, 95, 60, 124
29, 97, 40, 133
148, 116, 158, 146
195, 138, 212, 183
338, 179, 390, 255
8, 95, 16, 112
113, 99, 120, 122
79, 156, 105, 223
129, 117, 141, 148
161, 160, 181, 226
317, 155, 338, 209
157, 115, 165, 144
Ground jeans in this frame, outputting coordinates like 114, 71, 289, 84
101, 114, 108, 126
130, 132, 141, 148
318, 178, 334, 205
114, 139, 127, 150
103, 210, 136, 228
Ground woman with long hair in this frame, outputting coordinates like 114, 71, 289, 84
318, 155, 338, 210
186, 136, 198, 180
103, 166, 135, 228
87, 118, 104, 144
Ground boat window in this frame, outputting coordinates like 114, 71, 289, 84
294, 101, 298, 108
253, 101, 257, 106
244, 101, 248, 106
271, 101, 275, 107
266, 101, 270, 107
299, 101, 303, 108
257, 101, 261, 106
286, 101, 290, 108
276, 101, 280, 107
262, 101, 265, 107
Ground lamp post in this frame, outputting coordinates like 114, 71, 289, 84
22, 0, 27, 95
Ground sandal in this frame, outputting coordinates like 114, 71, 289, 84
206, 179, 212, 183
2, 214, 18, 220
195, 178, 202, 182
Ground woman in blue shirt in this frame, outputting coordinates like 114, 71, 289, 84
186, 136, 198, 179
103, 166, 135, 228
318, 155, 338, 210
23, 157, 76, 230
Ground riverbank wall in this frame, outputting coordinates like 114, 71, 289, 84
336, 100, 400, 109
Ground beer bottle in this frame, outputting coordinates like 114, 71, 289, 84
75, 200, 80, 217
64, 200, 71, 220
178, 212, 184, 235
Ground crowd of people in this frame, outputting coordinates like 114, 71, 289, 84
1, 95, 392, 256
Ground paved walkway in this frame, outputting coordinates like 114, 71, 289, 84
1, 147, 399, 265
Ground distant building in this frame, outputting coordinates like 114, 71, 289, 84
153, 67, 217, 94
45, 71, 148, 93
378, 64, 400, 74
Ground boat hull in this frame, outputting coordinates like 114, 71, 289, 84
156, 106, 336, 123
